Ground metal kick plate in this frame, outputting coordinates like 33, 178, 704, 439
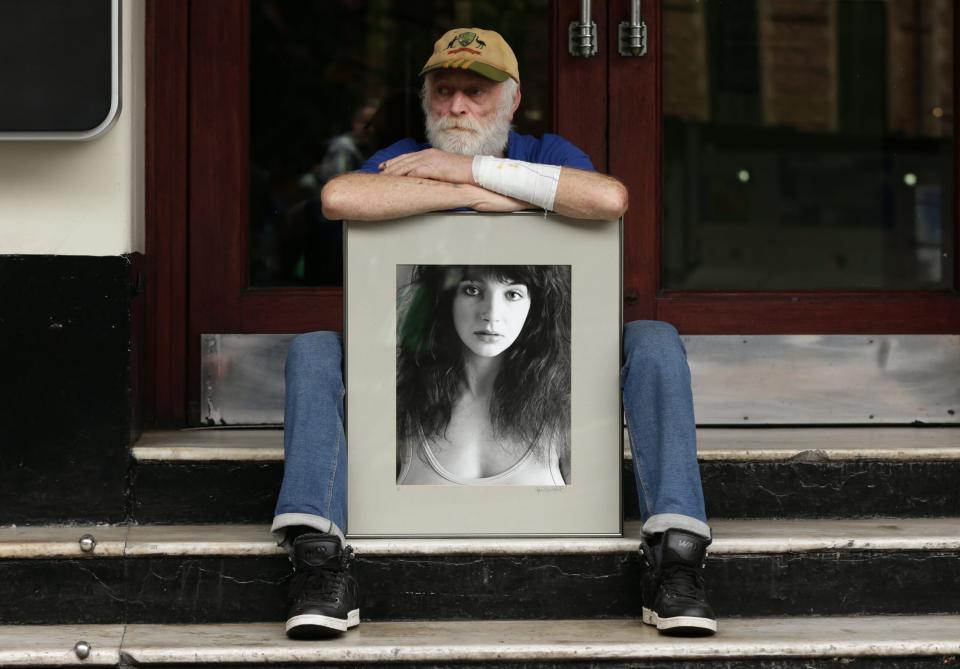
684, 335, 959, 425
201, 334, 960, 426
201, 334, 295, 425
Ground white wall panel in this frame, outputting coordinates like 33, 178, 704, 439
0, 0, 144, 256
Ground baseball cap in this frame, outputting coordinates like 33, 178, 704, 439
420, 28, 520, 85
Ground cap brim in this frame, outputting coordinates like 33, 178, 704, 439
420, 61, 511, 83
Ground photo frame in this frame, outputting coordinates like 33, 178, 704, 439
345, 212, 622, 537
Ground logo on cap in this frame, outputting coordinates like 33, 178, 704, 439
446, 31, 487, 55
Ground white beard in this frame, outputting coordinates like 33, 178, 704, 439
425, 108, 512, 157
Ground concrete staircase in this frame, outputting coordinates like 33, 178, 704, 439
2, 427, 959, 667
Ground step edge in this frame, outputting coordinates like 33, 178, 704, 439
132, 445, 960, 463
0, 624, 125, 666
5, 519, 960, 558
121, 642, 960, 665
132, 446, 283, 462
695, 448, 960, 462
118, 536, 960, 557
118, 617, 960, 664
4, 617, 960, 664
0, 649, 119, 666
135, 428, 960, 463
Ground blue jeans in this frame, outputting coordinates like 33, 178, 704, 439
272, 321, 710, 544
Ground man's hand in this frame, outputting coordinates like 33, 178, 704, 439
379, 148, 475, 185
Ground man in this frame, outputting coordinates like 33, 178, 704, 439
275, 27, 716, 639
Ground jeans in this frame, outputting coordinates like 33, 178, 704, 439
272, 320, 710, 544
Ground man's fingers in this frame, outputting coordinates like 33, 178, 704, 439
378, 148, 469, 182
381, 154, 425, 175
382, 160, 418, 176
379, 156, 409, 173
385, 156, 446, 179
378, 156, 407, 173
393, 162, 431, 178
380, 149, 436, 173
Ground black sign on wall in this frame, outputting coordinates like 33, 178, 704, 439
0, 0, 119, 139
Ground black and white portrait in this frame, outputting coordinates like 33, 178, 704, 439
395, 264, 571, 486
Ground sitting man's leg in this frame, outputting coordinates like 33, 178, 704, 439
272, 331, 359, 638
622, 321, 716, 636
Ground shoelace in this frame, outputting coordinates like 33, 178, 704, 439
290, 546, 356, 601
660, 563, 705, 602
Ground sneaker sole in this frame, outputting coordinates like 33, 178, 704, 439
286, 609, 360, 638
642, 607, 717, 636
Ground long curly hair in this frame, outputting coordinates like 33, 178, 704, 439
397, 265, 571, 468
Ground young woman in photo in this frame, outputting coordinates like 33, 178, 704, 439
396, 264, 571, 485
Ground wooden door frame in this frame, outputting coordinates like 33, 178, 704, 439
145, 0, 188, 425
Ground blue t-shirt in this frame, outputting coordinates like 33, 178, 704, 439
358, 130, 595, 173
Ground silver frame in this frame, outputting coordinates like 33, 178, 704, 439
345, 212, 623, 538
0, 0, 121, 141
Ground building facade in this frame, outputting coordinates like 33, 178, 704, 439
1, 0, 957, 521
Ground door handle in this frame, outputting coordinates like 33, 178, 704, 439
619, 0, 647, 57
569, 0, 598, 57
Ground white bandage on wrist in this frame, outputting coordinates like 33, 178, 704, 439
472, 155, 562, 211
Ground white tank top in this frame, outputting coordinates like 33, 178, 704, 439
397, 435, 565, 486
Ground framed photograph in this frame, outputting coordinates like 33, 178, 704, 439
345, 212, 622, 537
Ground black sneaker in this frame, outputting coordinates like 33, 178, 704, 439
640, 529, 717, 636
285, 533, 360, 638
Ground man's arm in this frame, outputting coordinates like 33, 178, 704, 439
321, 172, 531, 221
379, 149, 628, 221
553, 168, 628, 221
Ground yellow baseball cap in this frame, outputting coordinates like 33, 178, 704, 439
420, 28, 520, 85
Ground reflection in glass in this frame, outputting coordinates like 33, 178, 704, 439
249, 1, 550, 287
662, 0, 954, 290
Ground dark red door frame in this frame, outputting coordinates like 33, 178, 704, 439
145, 0, 189, 425
555, 1, 608, 172
608, 0, 654, 324
613, 0, 960, 334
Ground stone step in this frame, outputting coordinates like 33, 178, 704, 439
3, 519, 958, 625
2, 616, 959, 668
130, 428, 960, 523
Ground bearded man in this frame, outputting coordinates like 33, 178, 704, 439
275, 27, 716, 640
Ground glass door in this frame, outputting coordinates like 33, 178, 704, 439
186, 0, 608, 420
613, 0, 959, 333
248, 2, 556, 288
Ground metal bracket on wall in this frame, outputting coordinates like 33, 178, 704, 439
569, 0, 598, 57
619, 0, 647, 57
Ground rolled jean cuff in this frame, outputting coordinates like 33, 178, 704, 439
272, 512, 346, 546
642, 513, 712, 542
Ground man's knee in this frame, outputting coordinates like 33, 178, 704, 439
286, 331, 342, 382
623, 320, 685, 369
